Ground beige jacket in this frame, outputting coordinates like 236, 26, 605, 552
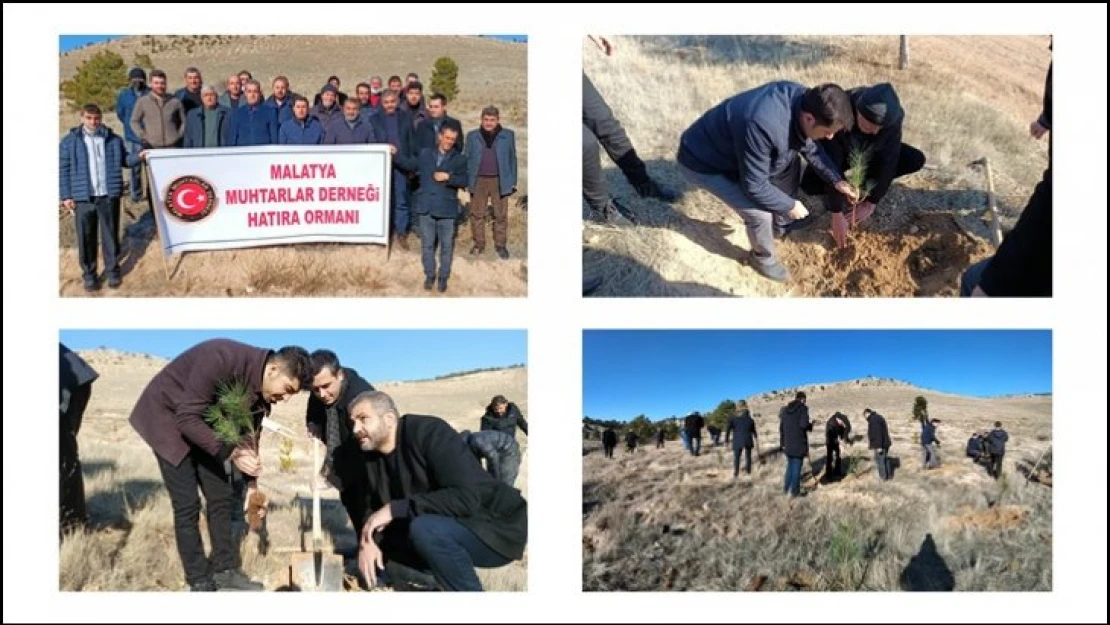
130, 92, 185, 148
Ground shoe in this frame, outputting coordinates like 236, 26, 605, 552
423, 276, 434, 291
212, 568, 264, 591
83, 277, 101, 292
591, 199, 635, 226
437, 277, 448, 293
634, 179, 680, 203
495, 246, 509, 260
189, 579, 219, 592
751, 261, 790, 283
107, 276, 122, 289
470, 245, 483, 256
774, 214, 817, 239
582, 275, 603, 296
393, 233, 410, 251
383, 560, 440, 591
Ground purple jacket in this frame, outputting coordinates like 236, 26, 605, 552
129, 339, 271, 466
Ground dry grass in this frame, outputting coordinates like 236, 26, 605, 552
61, 350, 528, 591
582, 35, 1051, 297
58, 35, 527, 297
582, 379, 1052, 591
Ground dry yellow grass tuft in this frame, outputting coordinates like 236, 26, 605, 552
582, 35, 1050, 297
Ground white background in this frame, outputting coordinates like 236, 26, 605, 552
3, 3, 1107, 623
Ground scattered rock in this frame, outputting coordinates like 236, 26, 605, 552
746, 575, 769, 591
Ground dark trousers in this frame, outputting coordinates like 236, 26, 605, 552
392, 169, 412, 235
989, 453, 1005, 480
784, 456, 804, 496
733, 445, 752, 477
341, 486, 368, 534
75, 196, 122, 282
470, 176, 509, 249
156, 449, 237, 585
418, 214, 456, 279
126, 140, 144, 201
826, 442, 842, 477
874, 449, 892, 481
690, 436, 702, 457
656, 439, 664, 449
582, 73, 649, 211
603, 443, 615, 459
379, 515, 511, 591
800, 143, 926, 210
60, 384, 92, 536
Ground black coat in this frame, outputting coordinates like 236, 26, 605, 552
480, 403, 528, 437
817, 86, 905, 207
362, 415, 527, 561
778, 400, 812, 458
369, 111, 417, 173
987, 428, 1009, 455
978, 167, 1052, 297
867, 412, 892, 451
304, 367, 375, 490
602, 429, 617, 448
825, 413, 852, 444
684, 414, 705, 438
60, 343, 98, 415
921, 421, 938, 446
625, 432, 638, 447
413, 147, 468, 218
414, 115, 464, 154
726, 410, 757, 449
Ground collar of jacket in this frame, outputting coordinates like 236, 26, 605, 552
76, 125, 110, 139
788, 94, 809, 151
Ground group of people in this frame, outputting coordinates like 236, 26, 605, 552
583, 36, 1052, 296
59, 338, 528, 592
60, 66, 520, 293
592, 392, 1014, 496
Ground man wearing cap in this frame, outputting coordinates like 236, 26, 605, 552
116, 67, 150, 202
800, 83, 926, 247
184, 84, 232, 148
313, 75, 348, 107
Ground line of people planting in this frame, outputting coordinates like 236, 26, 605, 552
59, 339, 528, 592
598, 392, 1011, 497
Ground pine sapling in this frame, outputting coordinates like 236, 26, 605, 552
204, 379, 267, 531
846, 143, 876, 224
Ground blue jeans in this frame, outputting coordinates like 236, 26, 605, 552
680, 430, 691, 452
418, 214, 456, 279
690, 436, 702, 456
784, 456, 804, 496
392, 169, 412, 235
126, 140, 144, 201
381, 515, 511, 591
874, 449, 891, 480
960, 259, 990, 296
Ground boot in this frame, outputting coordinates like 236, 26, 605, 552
212, 568, 264, 591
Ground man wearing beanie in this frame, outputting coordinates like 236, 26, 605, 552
313, 75, 348, 107
115, 67, 150, 202
311, 84, 344, 132
800, 82, 926, 248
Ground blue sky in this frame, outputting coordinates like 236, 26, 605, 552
584, 330, 1052, 421
60, 330, 525, 382
59, 35, 525, 54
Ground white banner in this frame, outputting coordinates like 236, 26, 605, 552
147, 145, 392, 255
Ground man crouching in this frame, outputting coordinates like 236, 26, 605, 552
349, 391, 527, 591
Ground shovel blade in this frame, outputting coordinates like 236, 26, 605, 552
290, 552, 345, 592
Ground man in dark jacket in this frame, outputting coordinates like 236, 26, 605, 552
602, 427, 618, 458
312, 75, 348, 107
311, 85, 344, 135
228, 80, 279, 146
865, 409, 893, 481
415, 94, 464, 153
1028, 45, 1052, 155
726, 401, 758, 477
278, 96, 324, 145
115, 67, 149, 202
218, 74, 243, 110
824, 412, 852, 479
349, 391, 527, 591
129, 339, 312, 591
986, 421, 1009, 480
677, 82, 857, 283
60, 104, 133, 291
655, 427, 666, 449
414, 125, 468, 293
370, 91, 418, 248
304, 349, 375, 530
265, 76, 299, 126
921, 418, 941, 470
465, 105, 519, 259
174, 67, 204, 116
60, 344, 98, 536
401, 81, 429, 130
461, 430, 522, 487
684, 412, 706, 456
184, 85, 232, 148
707, 424, 722, 446
779, 392, 813, 496
480, 395, 528, 438
799, 83, 926, 247
625, 430, 639, 454
324, 98, 377, 145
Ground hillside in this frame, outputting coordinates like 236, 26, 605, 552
61, 349, 528, 591
58, 35, 527, 297
583, 378, 1052, 591
582, 35, 1051, 297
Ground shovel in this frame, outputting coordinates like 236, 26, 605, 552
289, 438, 344, 591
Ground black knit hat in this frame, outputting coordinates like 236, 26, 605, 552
128, 67, 147, 81
857, 83, 903, 127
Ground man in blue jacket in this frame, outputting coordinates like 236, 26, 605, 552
266, 76, 298, 126
465, 105, 518, 260
174, 66, 204, 117
677, 82, 858, 283
323, 98, 376, 145
310, 85, 344, 136
370, 91, 417, 250
59, 104, 133, 291
228, 80, 279, 146
183, 85, 232, 148
115, 67, 149, 202
279, 96, 324, 145
413, 125, 467, 293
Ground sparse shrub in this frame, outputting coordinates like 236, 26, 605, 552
911, 432, 920, 445
431, 56, 460, 102
827, 521, 862, 567
912, 396, 929, 425
61, 50, 128, 112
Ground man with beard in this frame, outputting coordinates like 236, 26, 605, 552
824, 412, 852, 479
129, 339, 311, 591
465, 105, 519, 259
779, 392, 813, 497
304, 350, 374, 530
369, 90, 417, 249
265, 76, 299, 125
479, 394, 528, 438
350, 391, 528, 591
323, 98, 376, 145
